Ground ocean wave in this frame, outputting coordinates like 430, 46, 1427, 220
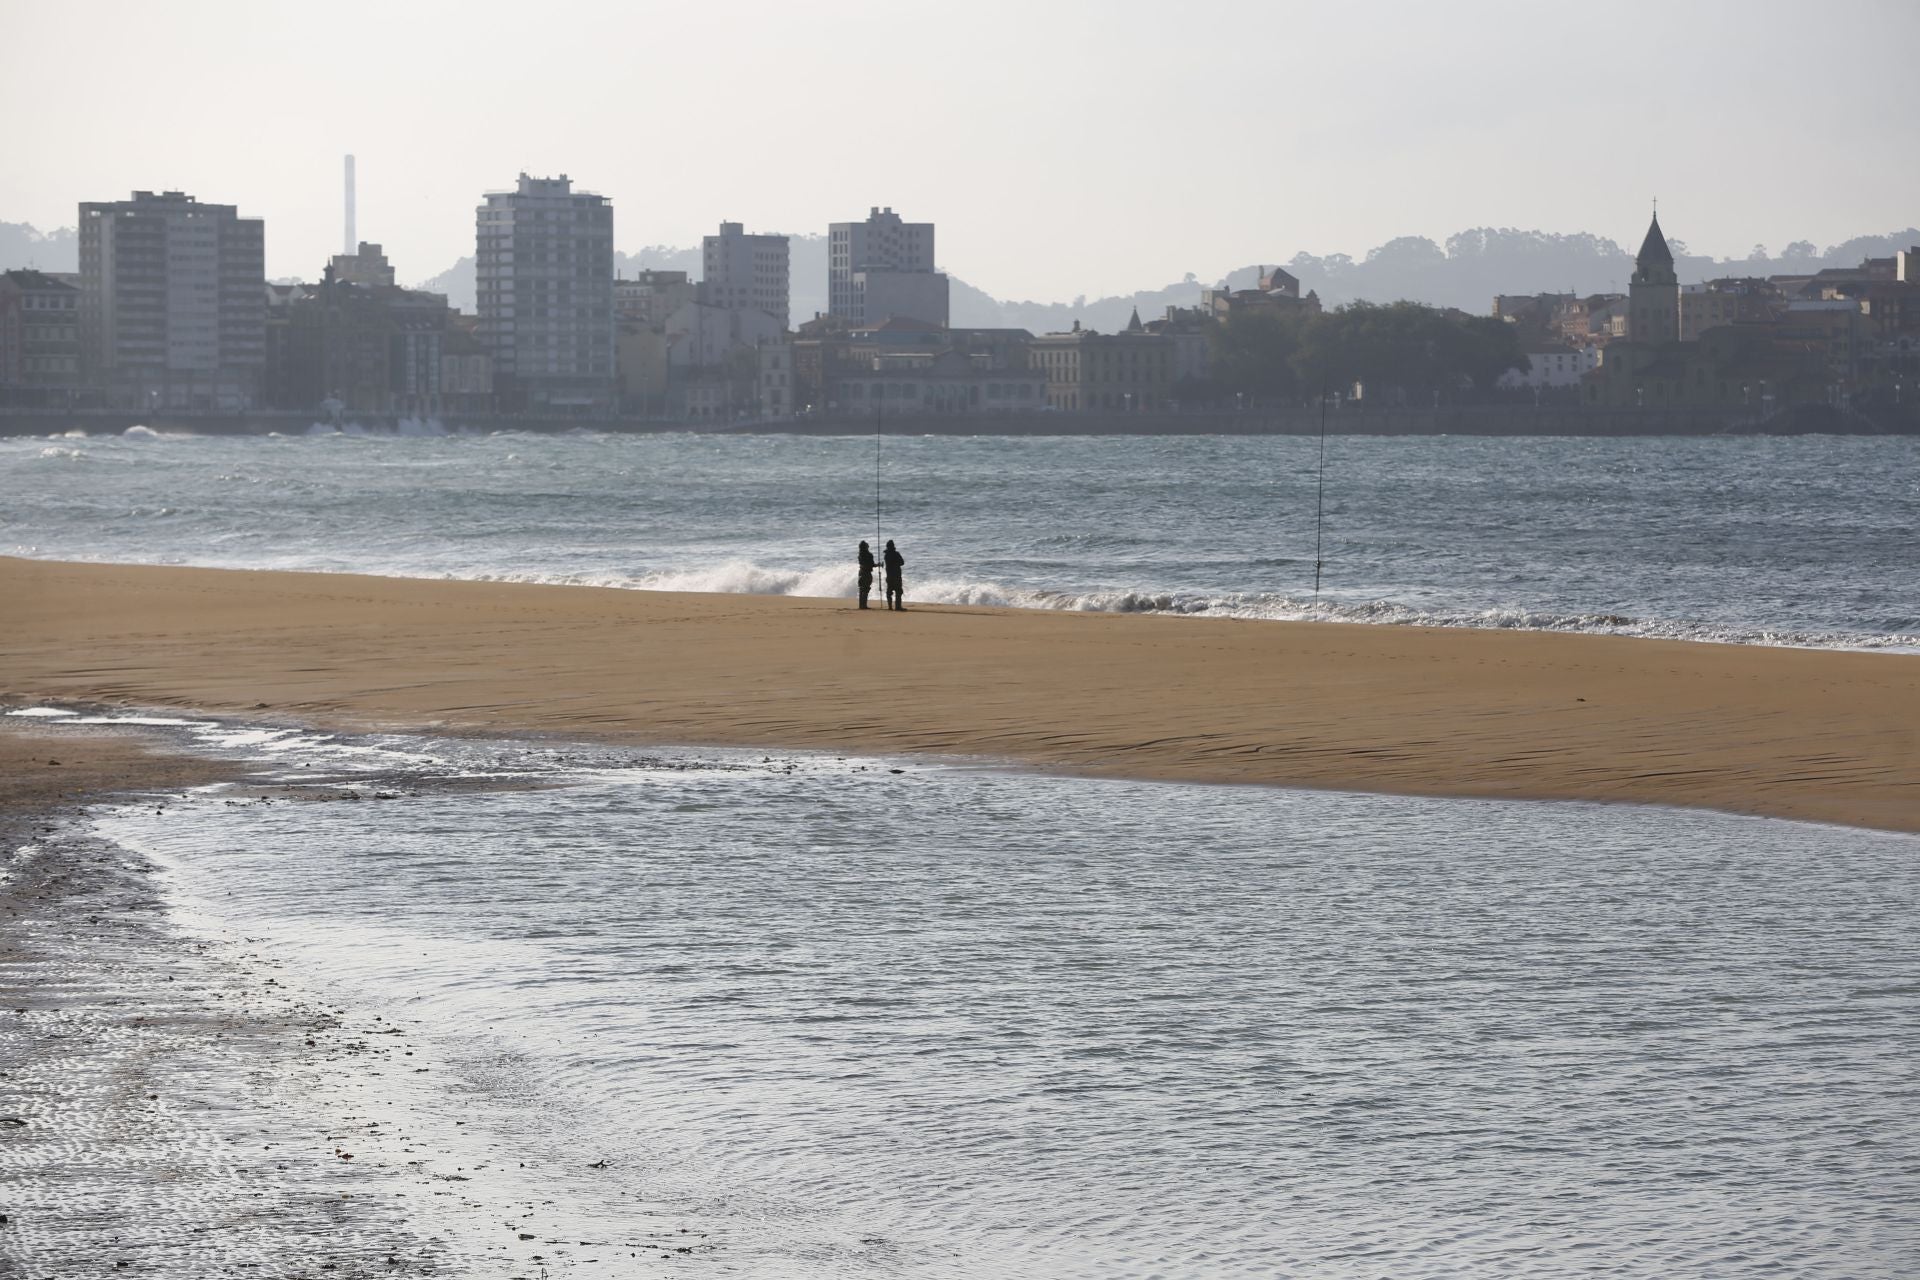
303, 417, 456, 438
452, 558, 1920, 651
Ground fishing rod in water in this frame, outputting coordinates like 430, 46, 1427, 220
1313, 384, 1328, 596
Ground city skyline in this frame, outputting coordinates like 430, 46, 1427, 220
4, 0, 1916, 303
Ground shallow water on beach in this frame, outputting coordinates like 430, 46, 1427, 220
4, 429, 1918, 648
86, 726, 1920, 1278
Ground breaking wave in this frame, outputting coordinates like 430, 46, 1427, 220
461, 558, 1920, 651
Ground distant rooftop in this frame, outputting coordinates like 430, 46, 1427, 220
1, 268, 77, 292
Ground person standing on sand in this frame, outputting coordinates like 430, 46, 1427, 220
883, 539, 905, 611
856, 540, 876, 610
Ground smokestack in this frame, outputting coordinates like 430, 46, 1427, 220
344, 155, 356, 255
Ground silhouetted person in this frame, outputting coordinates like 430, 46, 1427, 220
856, 540, 875, 609
883, 539, 905, 611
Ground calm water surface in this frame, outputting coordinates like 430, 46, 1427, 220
84, 725, 1920, 1279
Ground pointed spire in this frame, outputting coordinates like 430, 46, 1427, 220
1637, 208, 1673, 270
1126, 306, 1144, 334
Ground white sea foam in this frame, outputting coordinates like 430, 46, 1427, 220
6, 707, 79, 718
467, 556, 1920, 651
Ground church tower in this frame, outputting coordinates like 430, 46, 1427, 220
1628, 211, 1680, 344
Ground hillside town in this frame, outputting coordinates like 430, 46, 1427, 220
1, 173, 1915, 427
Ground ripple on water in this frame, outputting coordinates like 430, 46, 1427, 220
85, 736, 1920, 1279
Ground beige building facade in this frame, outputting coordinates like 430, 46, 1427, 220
1029, 314, 1175, 411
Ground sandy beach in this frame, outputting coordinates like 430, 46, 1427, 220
3, 555, 1916, 832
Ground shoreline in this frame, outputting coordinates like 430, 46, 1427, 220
4, 555, 1917, 834
0, 719, 695, 1276
6, 401, 1918, 438
0, 723, 451, 1274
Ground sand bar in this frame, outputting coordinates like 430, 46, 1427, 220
3, 555, 1916, 832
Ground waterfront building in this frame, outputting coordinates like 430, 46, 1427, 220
1496, 342, 1601, 391
828, 207, 948, 326
829, 347, 1044, 416
282, 268, 455, 416
440, 318, 495, 415
475, 174, 615, 415
1028, 312, 1175, 411
77, 190, 266, 411
654, 301, 785, 420
613, 270, 698, 417
701, 223, 790, 331
757, 342, 792, 419
0, 269, 83, 403
1143, 305, 1214, 390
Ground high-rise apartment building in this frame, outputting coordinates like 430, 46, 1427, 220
77, 190, 266, 410
701, 222, 790, 330
475, 173, 615, 414
828, 206, 948, 327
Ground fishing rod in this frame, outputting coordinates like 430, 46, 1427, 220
1313, 383, 1328, 596
874, 401, 882, 548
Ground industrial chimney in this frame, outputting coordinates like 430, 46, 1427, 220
344, 154, 356, 255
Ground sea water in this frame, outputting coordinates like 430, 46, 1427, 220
77, 725, 1920, 1278
4, 427, 1917, 647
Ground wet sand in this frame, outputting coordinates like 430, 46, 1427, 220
3, 555, 1917, 832
0, 726, 448, 1274
0, 722, 714, 1275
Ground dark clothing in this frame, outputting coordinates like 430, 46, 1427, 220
857, 544, 876, 609
883, 544, 905, 610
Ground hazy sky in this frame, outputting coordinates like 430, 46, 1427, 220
5, 0, 1916, 300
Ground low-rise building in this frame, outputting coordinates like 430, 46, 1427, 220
331, 242, 396, 287
758, 342, 793, 419
1496, 342, 1600, 390
1028, 312, 1175, 411
0, 269, 83, 402
615, 270, 697, 328
440, 317, 494, 414
1143, 305, 1213, 389
1680, 278, 1785, 341
658, 302, 785, 420
830, 348, 1044, 415
1553, 293, 1627, 346
1202, 266, 1322, 322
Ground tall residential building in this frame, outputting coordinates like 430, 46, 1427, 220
1628, 212, 1680, 344
77, 190, 266, 410
828, 206, 948, 327
701, 222, 790, 330
475, 173, 615, 414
